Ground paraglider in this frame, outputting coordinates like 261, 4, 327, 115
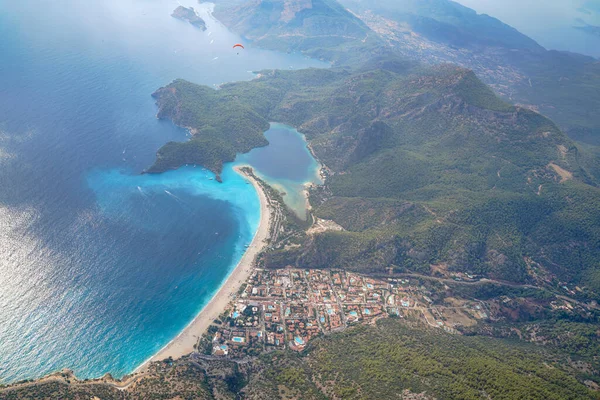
233, 43, 244, 55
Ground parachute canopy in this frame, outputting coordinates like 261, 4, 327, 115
233, 43, 245, 49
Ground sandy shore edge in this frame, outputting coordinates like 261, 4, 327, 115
136, 165, 270, 371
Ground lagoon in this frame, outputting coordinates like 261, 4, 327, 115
236, 123, 322, 219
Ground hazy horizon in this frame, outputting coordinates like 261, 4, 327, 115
454, 0, 600, 57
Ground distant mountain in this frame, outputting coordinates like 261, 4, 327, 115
348, 0, 542, 51
211, 0, 386, 64
337, 0, 600, 145
212, 0, 600, 145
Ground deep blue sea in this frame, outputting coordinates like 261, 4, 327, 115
0, 0, 324, 383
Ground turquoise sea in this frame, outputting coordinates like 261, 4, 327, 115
0, 0, 324, 383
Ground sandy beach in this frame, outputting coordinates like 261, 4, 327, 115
140, 166, 271, 368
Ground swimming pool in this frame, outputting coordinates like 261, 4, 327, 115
294, 337, 305, 346
232, 337, 244, 343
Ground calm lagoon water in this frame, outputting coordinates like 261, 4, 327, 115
0, 0, 324, 383
236, 123, 322, 219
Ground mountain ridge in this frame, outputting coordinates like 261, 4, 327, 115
337, 0, 600, 145
151, 62, 600, 296
211, 0, 600, 145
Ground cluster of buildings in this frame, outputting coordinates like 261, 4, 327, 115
210, 268, 489, 358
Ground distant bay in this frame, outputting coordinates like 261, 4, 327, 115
0, 0, 325, 383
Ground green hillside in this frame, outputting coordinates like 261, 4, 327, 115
338, 0, 600, 145
148, 79, 270, 179
211, 0, 387, 65
152, 63, 600, 294
244, 320, 599, 399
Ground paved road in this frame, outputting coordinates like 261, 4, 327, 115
373, 272, 597, 310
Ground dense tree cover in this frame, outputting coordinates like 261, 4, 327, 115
0, 382, 125, 400
462, 317, 600, 380
240, 353, 327, 400
6, 320, 598, 399
450, 283, 554, 303
521, 320, 600, 368
247, 320, 599, 400
543, 319, 598, 356
152, 62, 600, 294
148, 79, 270, 177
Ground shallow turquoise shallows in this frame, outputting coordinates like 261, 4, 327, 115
0, 0, 325, 383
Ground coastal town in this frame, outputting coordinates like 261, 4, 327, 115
203, 267, 493, 358
198, 170, 595, 360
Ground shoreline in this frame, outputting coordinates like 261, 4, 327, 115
137, 165, 271, 370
